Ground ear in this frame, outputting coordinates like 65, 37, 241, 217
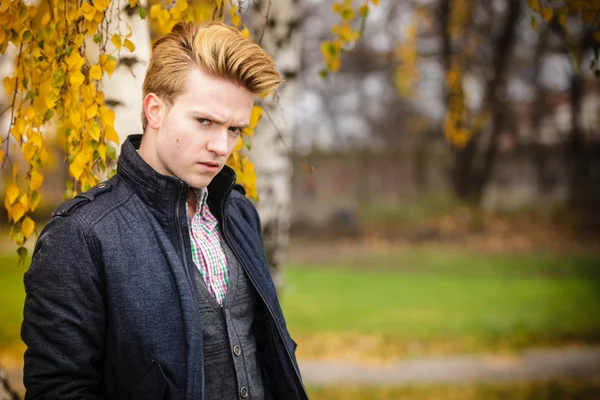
143, 93, 164, 130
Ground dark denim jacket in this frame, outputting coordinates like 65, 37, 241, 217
21, 135, 308, 400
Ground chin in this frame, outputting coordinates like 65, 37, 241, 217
186, 176, 213, 190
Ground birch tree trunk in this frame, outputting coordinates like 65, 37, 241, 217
248, 0, 302, 291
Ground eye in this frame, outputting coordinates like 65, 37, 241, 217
196, 117, 211, 125
228, 126, 242, 135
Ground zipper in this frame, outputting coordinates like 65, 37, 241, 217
175, 181, 204, 399
219, 179, 308, 400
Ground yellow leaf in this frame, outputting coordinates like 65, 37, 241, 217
97, 142, 107, 160
540, 7, 553, 22
6, 183, 20, 206
29, 190, 40, 211
86, 104, 98, 119
530, 16, 537, 30
80, 1, 96, 21
21, 142, 37, 163
244, 106, 263, 136
82, 83, 96, 105
158, 9, 170, 26
29, 130, 42, 148
558, 10, 567, 27
103, 57, 117, 77
150, 4, 161, 19
0, 149, 4, 162
100, 107, 115, 127
0, 29, 5, 44
29, 170, 43, 191
233, 136, 243, 152
240, 27, 250, 39
10, 118, 25, 142
9, 203, 25, 222
3, 75, 15, 95
89, 121, 100, 141
124, 38, 135, 52
526, 0, 539, 11
96, 91, 105, 104
66, 6, 78, 22
111, 34, 122, 50
169, 6, 183, 20
176, 0, 188, 12
94, 0, 111, 12
70, 71, 85, 87
39, 148, 49, 165
66, 51, 85, 71
40, 11, 51, 25
69, 159, 84, 179
22, 216, 35, 237
73, 33, 85, 48
89, 64, 102, 80
45, 91, 59, 109
104, 126, 119, 143
19, 194, 29, 211
70, 110, 81, 126
128, 0, 138, 7
370, 0, 379, 5
25, 107, 36, 120
230, 5, 241, 27
359, 4, 369, 18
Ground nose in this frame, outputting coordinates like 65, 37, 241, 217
206, 128, 230, 157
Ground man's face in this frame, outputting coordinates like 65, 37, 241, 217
143, 67, 253, 189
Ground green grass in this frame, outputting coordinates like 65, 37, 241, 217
307, 380, 600, 400
281, 249, 600, 352
2, 248, 600, 355
0, 252, 29, 348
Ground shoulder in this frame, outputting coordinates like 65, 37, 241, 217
229, 184, 251, 207
227, 184, 261, 232
51, 175, 132, 227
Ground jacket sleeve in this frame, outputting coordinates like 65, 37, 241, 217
21, 214, 105, 399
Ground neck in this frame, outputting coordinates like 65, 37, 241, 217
186, 190, 197, 222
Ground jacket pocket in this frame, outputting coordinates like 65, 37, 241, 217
133, 360, 168, 400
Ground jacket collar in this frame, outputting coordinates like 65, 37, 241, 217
117, 134, 236, 221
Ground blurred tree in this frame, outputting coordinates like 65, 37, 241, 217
245, 0, 301, 291
441, 0, 524, 205
316, 0, 599, 211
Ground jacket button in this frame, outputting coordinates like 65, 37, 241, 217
240, 386, 248, 398
233, 344, 241, 356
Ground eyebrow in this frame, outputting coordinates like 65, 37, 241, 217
193, 110, 250, 129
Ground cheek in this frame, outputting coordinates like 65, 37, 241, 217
228, 136, 239, 151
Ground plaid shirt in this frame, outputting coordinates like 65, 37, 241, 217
188, 187, 229, 305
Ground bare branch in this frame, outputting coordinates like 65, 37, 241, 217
258, 0, 271, 47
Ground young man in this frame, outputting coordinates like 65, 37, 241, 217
21, 21, 307, 400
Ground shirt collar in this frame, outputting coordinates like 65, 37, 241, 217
117, 134, 237, 224
194, 187, 210, 218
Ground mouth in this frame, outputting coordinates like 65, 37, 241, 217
198, 161, 220, 172
199, 161, 219, 167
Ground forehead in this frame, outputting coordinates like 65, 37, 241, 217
173, 67, 253, 119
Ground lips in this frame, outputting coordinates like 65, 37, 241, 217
199, 162, 219, 167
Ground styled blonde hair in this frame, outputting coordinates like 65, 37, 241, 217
141, 21, 281, 131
